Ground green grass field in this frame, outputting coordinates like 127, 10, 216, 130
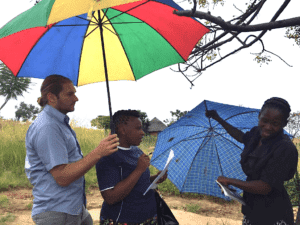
0, 118, 299, 207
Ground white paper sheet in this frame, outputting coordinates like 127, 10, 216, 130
143, 150, 174, 195
215, 180, 246, 206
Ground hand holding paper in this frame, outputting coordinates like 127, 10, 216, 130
216, 180, 246, 206
143, 150, 174, 195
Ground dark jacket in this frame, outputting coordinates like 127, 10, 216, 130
240, 126, 298, 225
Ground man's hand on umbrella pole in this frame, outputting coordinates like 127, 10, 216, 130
95, 133, 119, 158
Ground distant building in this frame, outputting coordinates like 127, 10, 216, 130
148, 117, 167, 136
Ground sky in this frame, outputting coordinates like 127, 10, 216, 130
0, 0, 299, 128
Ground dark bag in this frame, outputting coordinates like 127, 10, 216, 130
154, 190, 179, 225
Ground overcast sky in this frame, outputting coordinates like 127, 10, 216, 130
0, 0, 299, 128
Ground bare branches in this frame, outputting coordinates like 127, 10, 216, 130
171, 0, 298, 85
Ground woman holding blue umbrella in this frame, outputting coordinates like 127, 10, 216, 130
206, 97, 298, 225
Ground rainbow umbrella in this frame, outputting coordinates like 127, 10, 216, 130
0, 0, 209, 132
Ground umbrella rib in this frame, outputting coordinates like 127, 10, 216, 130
85, 26, 99, 38
223, 110, 259, 122
102, 25, 118, 36
213, 139, 224, 176
107, 22, 144, 24
212, 130, 244, 151
102, 0, 150, 24
101, 9, 109, 22
53, 24, 92, 27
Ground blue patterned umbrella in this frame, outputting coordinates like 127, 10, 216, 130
151, 100, 262, 200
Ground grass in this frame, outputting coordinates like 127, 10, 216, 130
0, 213, 15, 224
185, 203, 201, 213
0, 195, 9, 208
25, 203, 32, 210
0, 118, 300, 221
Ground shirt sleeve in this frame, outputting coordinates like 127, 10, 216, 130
260, 140, 298, 188
35, 124, 69, 171
96, 156, 121, 192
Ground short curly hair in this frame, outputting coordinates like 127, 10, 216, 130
112, 110, 140, 134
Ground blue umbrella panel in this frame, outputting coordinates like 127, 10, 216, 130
151, 100, 263, 200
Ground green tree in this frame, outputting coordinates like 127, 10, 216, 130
0, 62, 32, 112
171, 0, 300, 86
164, 109, 188, 126
15, 102, 41, 122
137, 110, 150, 134
91, 115, 111, 130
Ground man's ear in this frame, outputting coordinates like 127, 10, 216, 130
47, 92, 57, 105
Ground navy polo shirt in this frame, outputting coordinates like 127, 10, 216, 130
96, 146, 157, 223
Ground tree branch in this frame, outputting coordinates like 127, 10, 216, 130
173, 10, 300, 32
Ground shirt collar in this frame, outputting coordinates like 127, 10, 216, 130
44, 104, 69, 124
118, 146, 132, 150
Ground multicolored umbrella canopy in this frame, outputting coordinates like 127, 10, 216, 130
0, 0, 209, 128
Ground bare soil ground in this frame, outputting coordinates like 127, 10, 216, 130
0, 187, 298, 225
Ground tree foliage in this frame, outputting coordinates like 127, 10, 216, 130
164, 109, 188, 126
91, 115, 111, 130
286, 112, 300, 138
172, 0, 300, 86
15, 101, 41, 122
0, 62, 32, 112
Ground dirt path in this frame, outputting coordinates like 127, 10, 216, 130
0, 188, 298, 224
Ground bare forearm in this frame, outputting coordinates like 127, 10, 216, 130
228, 178, 272, 195
107, 169, 144, 204
60, 150, 100, 186
215, 117, 244, 143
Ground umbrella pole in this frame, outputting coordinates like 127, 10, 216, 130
98, 10, 115, 134
204, 100, 212, 128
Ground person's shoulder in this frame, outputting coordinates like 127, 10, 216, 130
97, 151, 119, 166
278, 134, 298, 152
132, 146, 144, 154
131, 146, 142, 151
29, 111, 61, 134
269, 134, 298, 161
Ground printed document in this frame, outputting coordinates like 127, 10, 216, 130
143, 150, 174, 195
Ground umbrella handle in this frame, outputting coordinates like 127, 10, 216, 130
110, 120, 116, 134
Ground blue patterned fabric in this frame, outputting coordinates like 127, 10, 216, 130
151, 100, 262, 200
